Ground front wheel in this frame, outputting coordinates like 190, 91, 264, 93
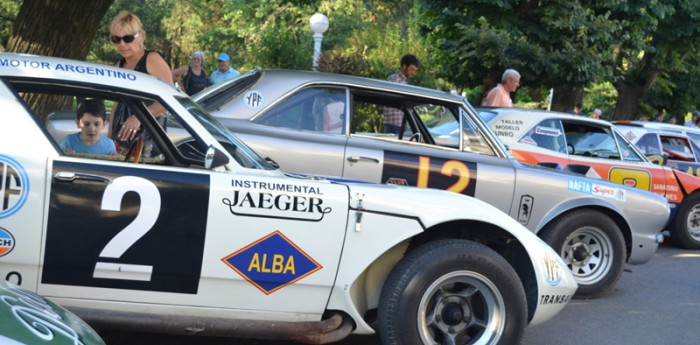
378, 239, 527, 345
670, 193, 700, 249
540, 209, 625, 299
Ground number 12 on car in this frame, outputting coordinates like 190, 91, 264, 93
381, 151, 477, 196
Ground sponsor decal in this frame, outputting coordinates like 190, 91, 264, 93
518, 195, 534, 225
382, 152, 477, 196
0, 155, 29, 219
520, 136, 537, 145
0, 228, 14, 257
534, 126, 561, 137
494, 119, 523, 138
222, 179, 331, 221
221, 230, 322, 295
567, 178, 626, 202
0, 58, 137, 81
543, 252, 563, 286
244, 90, 264, 109
624, 130, 637, 141
385, 177, 409, 186
539, 294, 571, 305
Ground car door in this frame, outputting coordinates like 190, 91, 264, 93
343, 90, 515, 213
4, 79, 348, 317
560, 120, 671, 197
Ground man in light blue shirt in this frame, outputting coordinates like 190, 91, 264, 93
210, 53, 240, 85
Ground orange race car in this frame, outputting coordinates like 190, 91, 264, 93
480, 107, 700, 249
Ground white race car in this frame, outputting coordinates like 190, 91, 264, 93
0, 53, 576, 345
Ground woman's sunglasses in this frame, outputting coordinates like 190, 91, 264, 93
110, 32, 139, 44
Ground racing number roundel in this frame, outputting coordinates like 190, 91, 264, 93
0, 154, 30, 219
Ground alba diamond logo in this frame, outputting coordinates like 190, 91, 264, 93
222, 230, 322, 294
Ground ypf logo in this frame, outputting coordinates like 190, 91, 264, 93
0, 155, 29, 219
0, 228, 15, 257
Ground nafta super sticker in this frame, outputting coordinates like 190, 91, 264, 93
222, 230, 322, 295
0, 155, 29, 219
568, 178, 626, 202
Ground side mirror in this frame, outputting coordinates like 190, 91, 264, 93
205, 145, 230, 170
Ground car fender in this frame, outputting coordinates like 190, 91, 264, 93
672, 168, 700, 196
325, 182, 577, 333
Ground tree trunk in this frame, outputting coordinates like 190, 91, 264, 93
550, 85, 582, 113
612, 81, 646, 121
6, 0, 114, 121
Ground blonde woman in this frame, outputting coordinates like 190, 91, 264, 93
108, 10, 173, 145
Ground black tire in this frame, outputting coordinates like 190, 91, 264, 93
378, 239, 527, 345
670, 193, 700, 250
540, 209, 625, 299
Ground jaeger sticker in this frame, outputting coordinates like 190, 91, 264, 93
0, 155, 29, 219
221, 230, 322, 294
222, 179, 332, 221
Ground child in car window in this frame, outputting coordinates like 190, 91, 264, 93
60, 99, 117, 155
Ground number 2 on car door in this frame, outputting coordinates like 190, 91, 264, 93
93, 176, 160, 282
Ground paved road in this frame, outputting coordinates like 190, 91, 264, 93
100, 242, 700, 345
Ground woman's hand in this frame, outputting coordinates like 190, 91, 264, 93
118, 115, 141, 141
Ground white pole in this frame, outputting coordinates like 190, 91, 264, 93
313, 32, 323, 71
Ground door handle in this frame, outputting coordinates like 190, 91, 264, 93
53, 172, 112, 184
347, 156, 380, 164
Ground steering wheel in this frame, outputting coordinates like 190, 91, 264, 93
567, 144, 575, 155
124, 136, 144, 163
409, 132, 422, 143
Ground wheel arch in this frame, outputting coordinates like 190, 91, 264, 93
538, 205, 632, 262
351, 219, 538, 326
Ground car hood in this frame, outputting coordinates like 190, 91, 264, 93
0, 281, 105, 345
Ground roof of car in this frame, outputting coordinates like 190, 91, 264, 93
613, 120, 700, 134
0, 52, 180, 95
196, 69, 466, 115
478, 106, 614, 126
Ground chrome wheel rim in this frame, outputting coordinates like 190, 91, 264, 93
418, 271, 505, 345
560, 227, 613, 285
685, 204, 700, 241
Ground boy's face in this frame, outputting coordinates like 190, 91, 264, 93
77, 112, 106, 139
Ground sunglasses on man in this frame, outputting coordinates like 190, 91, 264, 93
110, 32, 139, 44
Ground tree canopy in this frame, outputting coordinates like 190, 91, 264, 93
1, 0, 699, 121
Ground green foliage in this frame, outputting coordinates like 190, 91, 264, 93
0, 0, 20, 51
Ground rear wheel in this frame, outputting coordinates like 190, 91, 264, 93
540, 209, 625, 299
670, 193, 700, 249
378, 239, 527, 345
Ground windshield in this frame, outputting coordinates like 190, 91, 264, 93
176, 97, 275, 170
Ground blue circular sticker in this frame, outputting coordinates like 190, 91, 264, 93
0, 228, 15, 257
244, 90, 264, 110
0, 155, 30, 219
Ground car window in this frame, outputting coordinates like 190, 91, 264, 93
520, 119, 566, 153
351, 92, 420, 141
562, 122, 620, 159
690, 140, 700, 162
660, 135, 695, 161
687, 132, 700, 146
635, 133, 662, 155
420, 104, 459, 148
613, 130, 644, 162
254, 87, 346, 134
7, 79, 211, 168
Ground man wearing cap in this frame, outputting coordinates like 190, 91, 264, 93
685, 111, 700, 128
210, 52, 240, 85
590, 108, 602, 119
